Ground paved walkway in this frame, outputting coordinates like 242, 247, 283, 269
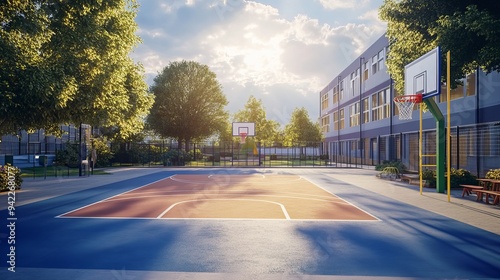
323, 168, 500, 235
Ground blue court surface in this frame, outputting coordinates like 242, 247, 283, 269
1, 168, 499, 279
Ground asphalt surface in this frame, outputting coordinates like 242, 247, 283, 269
0, 167, 499, 280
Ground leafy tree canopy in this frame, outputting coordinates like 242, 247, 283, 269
284, 107, 323, 145
147, 60, 229, 144
233, 95, 280, 146
380, 0, 500, 94
0, 0, 153, 139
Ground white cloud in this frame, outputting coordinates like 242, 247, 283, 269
358, 8, 383, 22
319, 0, 370, 10
132, 0, 385, 123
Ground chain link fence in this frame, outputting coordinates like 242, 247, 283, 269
2, 122, 498, 175
325, 122, 500, 177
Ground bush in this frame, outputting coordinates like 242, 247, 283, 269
164, 149, 192, 166
128, 144, 162, 165
377, 166, 400, 180
422, 169, 436, 187
485, 169, 500, 180
0, 164, 23, 191
189, 149, 204, 160
448, 168, 477, 188
54, 142, 80, 167
92, 138, 114, 167
110, 143, 163, 165
375, 160, 407, 173
420, 168, 477, 188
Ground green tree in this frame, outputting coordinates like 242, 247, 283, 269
233, 95, 280, 145
0, 1, 52, 134
0, 0, 153, 139
284, 107, 323, 146
147, 60, 229, 147
380, 0, 500, 94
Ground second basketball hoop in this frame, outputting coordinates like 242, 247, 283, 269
394, 94, 422, 120
232, 122, 255, 143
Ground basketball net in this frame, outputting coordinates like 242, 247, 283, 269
239, 132, 247, 144
394, 94, 422, 120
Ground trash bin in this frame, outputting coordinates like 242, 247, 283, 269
39, 155, 48, 166
5, 155, 14, 165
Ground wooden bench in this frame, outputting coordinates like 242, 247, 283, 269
472, 190, 500, 205
401, 174, 420, 185
460, 184, 484, 197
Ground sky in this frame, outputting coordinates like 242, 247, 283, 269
130, 0, 387, 127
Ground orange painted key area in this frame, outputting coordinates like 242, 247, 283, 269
61, 174, 377, 221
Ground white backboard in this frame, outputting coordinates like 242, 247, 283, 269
232, 122, 255, 136
405, 47, 441, 98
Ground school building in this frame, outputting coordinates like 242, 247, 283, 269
319, 34, 500, 177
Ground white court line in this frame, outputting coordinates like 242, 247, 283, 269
106, 193, 351, 205
55, 176, 174, 218
57, 216, 378, 222
156, 198, 291, 220
299, 176, 381, 221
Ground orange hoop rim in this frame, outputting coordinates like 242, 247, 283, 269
239, 132, 248, 143
393, 93, 423, 103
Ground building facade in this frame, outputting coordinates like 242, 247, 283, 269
319, 34, 500, 176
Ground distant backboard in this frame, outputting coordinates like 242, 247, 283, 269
232, 122, 255, 136
405, 47, 441, 99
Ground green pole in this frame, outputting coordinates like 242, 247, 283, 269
423, 98, 445, 193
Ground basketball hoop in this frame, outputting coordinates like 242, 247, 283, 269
394, 94, 423, 120
239, 132, 247, 144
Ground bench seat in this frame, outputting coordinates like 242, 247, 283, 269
460, 185, 484, 197
472, 190, 500, 205
401, 174, 420, 185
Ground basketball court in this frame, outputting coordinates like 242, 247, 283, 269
58, 174, 377, 221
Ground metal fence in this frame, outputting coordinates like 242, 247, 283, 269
107, 141, 330, 168
2, 122, 499, 175
325, 122, 500, 177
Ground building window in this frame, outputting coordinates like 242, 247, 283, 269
334, 109, 345, 130
465, 72, 476, 96
441, 72, 477, 102
321, 115, 330, 133
321, 92, 329, 111
350, 102, 360, 127
363, 61, 369, 81
384, 88, 391, 119
339, 80, 344, 101
372, 88, 391, 121
333, 111, 339, 131
362, 97, 370, 123
350, 69, 359, 96
372, 49, 384, 75
339, 108, 345, 129
333, 85, 339, 104
377, 49, 384, 71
